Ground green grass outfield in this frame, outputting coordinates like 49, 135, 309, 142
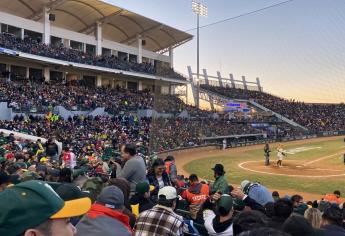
184, 137, 345, 196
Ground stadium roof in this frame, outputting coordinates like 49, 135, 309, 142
0, 0, 193, 52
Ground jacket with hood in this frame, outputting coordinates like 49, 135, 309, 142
203, 209, 233, 236
182, 182, 209, 219
76, 203, 132, 236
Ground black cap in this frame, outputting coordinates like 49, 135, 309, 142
212, 164, 225, 174
56, 183, 90, 201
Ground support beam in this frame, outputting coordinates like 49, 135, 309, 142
5, 64, 11, 81
229, 74, 235, 88
256, 77, 262, 92
138, 81, 143, 91
217, 71, 223, 87
242, 76, 248, 90
26, 67, 30, 79
121, 24, 162, 44
21, 29, 25, 40
96, 22, 102, 56
169, 46, 173, 68
138, 36, 142, 63
63, 39, 70, 48
43, 7, 51, 45
30, 0, 67, 21
187, 66, 199, 108
203, 69, 209, 85
96, 75, 102, 87
79, 9, 124, 34
44, 67, 50, 82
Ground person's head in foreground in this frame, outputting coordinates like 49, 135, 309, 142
0, 180, 91, 236
304, 207, 322, 228
233, 210, 269, 235
321, 205, 344, 227
282, 214, 324, 236
157, 186, 177, 209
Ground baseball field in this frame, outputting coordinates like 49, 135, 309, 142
170, 136, 345, 200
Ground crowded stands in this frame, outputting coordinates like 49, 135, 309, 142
0, 32, 186, 81
201, 84, 345, 133
0, 138, 344, 235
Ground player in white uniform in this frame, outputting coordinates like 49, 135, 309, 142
276, 144, 285, 167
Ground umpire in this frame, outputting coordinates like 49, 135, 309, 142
264, 143, 271, 166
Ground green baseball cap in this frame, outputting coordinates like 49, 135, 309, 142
218, 194, 234, 212
135, 182, 155, 195
0, 180, 91, 235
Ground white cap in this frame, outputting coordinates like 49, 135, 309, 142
158, 186, 177, 200
240, 180, 250, 190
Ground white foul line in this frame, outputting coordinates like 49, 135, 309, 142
238, 161, 345, 178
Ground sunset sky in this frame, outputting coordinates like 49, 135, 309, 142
107, 0, 345, 103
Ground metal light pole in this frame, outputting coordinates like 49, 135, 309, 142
192, 1, 207, 108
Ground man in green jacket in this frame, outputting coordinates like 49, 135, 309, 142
211, 164, 229, 194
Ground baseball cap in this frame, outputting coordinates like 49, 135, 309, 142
0, 180, 91, 235
135, 182, 155, 195
218, 194, 234, 212
97, 186, 124, 210
158, 186, 177, 200
240, 180, 251, 191
56, 183, 91, 201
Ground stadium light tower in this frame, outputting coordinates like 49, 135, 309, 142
192, 0, 207, 108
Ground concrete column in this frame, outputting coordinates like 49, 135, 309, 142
82, 43, 86, 53
43, 7, 51, 45
26, 67, 30, 79
169, 46, 173, 68
96, 22, 102, 56
21, 29, 25, 40
138, 81, 143, 91
96, 75, 102, 87
203, 69, 209, 85
229, 74, 236, 88
137, 35, 142, 63
63, 39, 70, 48
256, 77, 262, 92
242, 76, 248, 90
217, 71, 223, 87
5, 64, 10, 80
44, 67, 50, 82
111, 50, 118, 57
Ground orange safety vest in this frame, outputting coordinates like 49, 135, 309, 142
185, 183, 209, 205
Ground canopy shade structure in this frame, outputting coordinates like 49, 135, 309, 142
0, 0, 193, 52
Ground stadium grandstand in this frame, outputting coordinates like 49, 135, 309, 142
0, 1, 345, 236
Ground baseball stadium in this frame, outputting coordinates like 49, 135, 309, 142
0, 0, 345, 235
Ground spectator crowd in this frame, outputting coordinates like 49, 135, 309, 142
0, 137, 345, 235
0, 32, 186, 81
202, 84, 345, 133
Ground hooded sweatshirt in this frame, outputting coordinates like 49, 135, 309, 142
203, 209, 233, 236
76, 203, 132, 236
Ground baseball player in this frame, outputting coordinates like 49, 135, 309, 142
276, 144, 286, 167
